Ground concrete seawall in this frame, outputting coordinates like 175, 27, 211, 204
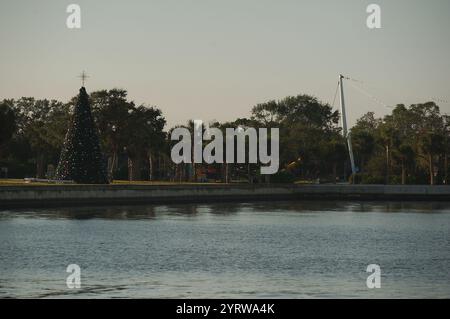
1, 184, 450, 209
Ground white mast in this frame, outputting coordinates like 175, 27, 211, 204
339, 74, 357, 178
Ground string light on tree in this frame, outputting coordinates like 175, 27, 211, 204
55, 79, 108, 184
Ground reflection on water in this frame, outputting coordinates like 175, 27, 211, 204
0, 201, 449, 298
2, 201, 449, 220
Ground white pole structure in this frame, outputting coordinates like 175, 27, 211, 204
339, 74, 357, 178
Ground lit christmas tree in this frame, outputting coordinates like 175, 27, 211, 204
56, 86, 109, 184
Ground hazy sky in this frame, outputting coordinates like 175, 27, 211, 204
1, 0, 449, 128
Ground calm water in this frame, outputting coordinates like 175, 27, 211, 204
0, 201, 449, 299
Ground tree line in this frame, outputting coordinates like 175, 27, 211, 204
0, 89, 449, 184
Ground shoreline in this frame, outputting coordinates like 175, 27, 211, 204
1, 184, 450, 209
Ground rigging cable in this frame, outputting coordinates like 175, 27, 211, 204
344, 76, 450, 107
331, 81, 340, 108
428, 97, 449, 104
345, 80, 392, 109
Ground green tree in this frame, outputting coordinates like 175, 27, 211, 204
123, 105, 166, 181
420, 132, 445, 185
395, 143, 415, 185
410, 102, 445, 185
0, 101, 16, 159
9, 98, 69, 178
90, 89, 134, 180
321, 136, 347, 183
251, 94, 341, 182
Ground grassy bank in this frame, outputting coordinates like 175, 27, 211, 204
0, 179, 218, 187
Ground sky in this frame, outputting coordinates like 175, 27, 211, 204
0, 0, 449, 128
